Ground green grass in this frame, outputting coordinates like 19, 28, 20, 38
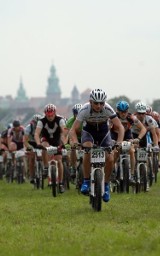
0, 175, 160, 256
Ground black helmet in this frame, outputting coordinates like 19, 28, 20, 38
13, 120, 20, 128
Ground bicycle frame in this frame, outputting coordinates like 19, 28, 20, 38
90, 147, 105, 197
135, 147, 148, 193
83, 145, 112, 212
111, 141, 131, 193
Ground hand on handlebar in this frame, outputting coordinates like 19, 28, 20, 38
36, 144, 46, 150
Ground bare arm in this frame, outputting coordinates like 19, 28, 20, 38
60, 126, 69, 145
111, 117, 124, 143
69, 119, 82, 145
150, 127, 158, 146
34, 127, 42, 145
136, 121, 146, 139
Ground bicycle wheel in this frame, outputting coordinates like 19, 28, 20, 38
153, 153, 159, 183
63, 161, 70, 190
140, 164, 147, 192
36, 161, 44, 189
76, 162, 84, 193
6, 162, 14, 183
120, 159, 130, 193
51, 165, 57, 197
147, 157, 153, 187
0, 163, 3, 180
92, 168, 102, 212
16, 161, 24, 184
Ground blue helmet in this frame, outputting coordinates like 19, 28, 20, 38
116, 101, 129, 111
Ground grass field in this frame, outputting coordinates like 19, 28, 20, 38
0, 174, 160, 256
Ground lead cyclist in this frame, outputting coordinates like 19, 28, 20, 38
69, 89, 124, 202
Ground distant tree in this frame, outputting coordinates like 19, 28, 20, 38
152, 99, 160, 112
108, 95, 131, 110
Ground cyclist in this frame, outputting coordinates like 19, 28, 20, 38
24, 114, 43, 183
132, 102, 159, 148
132, 102, 159, 191
151, 111, 160, 145
69, 89, 124, 202
66, 103, 82, 180
7, 120, 26, 180
0, 123, 13, 175
34, 103, 68, 193
110, 100, 146, 184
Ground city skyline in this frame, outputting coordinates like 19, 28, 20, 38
0, 0, 160, 103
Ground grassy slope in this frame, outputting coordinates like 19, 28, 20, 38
0, 175, 160, 256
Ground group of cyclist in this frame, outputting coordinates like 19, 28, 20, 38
0, 88, 160, 203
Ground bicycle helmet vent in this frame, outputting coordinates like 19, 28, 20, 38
72, 103, 82, 115
44, 104, 56, 116
32, 114, 43, 122
116, 101, 129, 111
90, 89, 107, 102
135, 102, 146, 113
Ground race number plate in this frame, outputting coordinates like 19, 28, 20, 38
136, 148, 148, 162
91, 148, 105, 163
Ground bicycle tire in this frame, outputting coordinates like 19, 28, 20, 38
0, 163, 3, 180
120, 159, 130, 193
16, 161, 24, 184
36, 161, 44, 189
92, 168, 102, 212
153, 153, 159, 183
51, 165, 57, 197
63, 161, 70, 190
6, 162, 14, 183
140, 164, 147, 192
76, 162, 84, 193
147, 157, 153, 187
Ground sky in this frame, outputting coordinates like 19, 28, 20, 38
0, 0, 160, 103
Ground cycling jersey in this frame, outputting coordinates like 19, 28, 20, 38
8, 126, 24, 143
25, 122, 36, 142
36, 115, 66, 146
66, 116, 82, 141
111, 112, 140, 141
77, 102, 116, 146
132, 115, 157, 135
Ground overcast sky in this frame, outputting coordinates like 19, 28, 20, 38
0, 0, 160, 103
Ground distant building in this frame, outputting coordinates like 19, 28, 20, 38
0, 64, 91, 127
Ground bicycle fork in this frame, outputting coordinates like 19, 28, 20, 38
48, 159, 58, 185
90, 166, 105, 197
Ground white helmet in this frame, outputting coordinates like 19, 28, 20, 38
72, 103, 82, 114
32, 114, 43, 122
44, 103, 56, 115
90, 89, 107, 102
135, 102, 147, 113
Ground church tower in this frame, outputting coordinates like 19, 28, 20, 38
46, 64, 61, 105
15, 77, 28, 101
71, 84, 80, 105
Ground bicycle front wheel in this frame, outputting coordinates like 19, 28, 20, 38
93, 168, 102, 212
51, 165, 57, 197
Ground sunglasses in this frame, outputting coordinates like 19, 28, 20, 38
93, 102, 104, 106
137, 112, 145, 115
119, 110, 128, 113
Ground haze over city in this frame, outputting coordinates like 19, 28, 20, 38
0, 0, 160, 103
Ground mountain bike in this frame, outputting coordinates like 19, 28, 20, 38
62, 148, 70, 190
134, 147, 148, 193
152, 147, 159, 183
15, 149, 25, 184
75, 147, 84, 193
110, 141, 132, 193
83, 145, 113, 212
0, 150, 4, 179
43, 146, 60, 197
